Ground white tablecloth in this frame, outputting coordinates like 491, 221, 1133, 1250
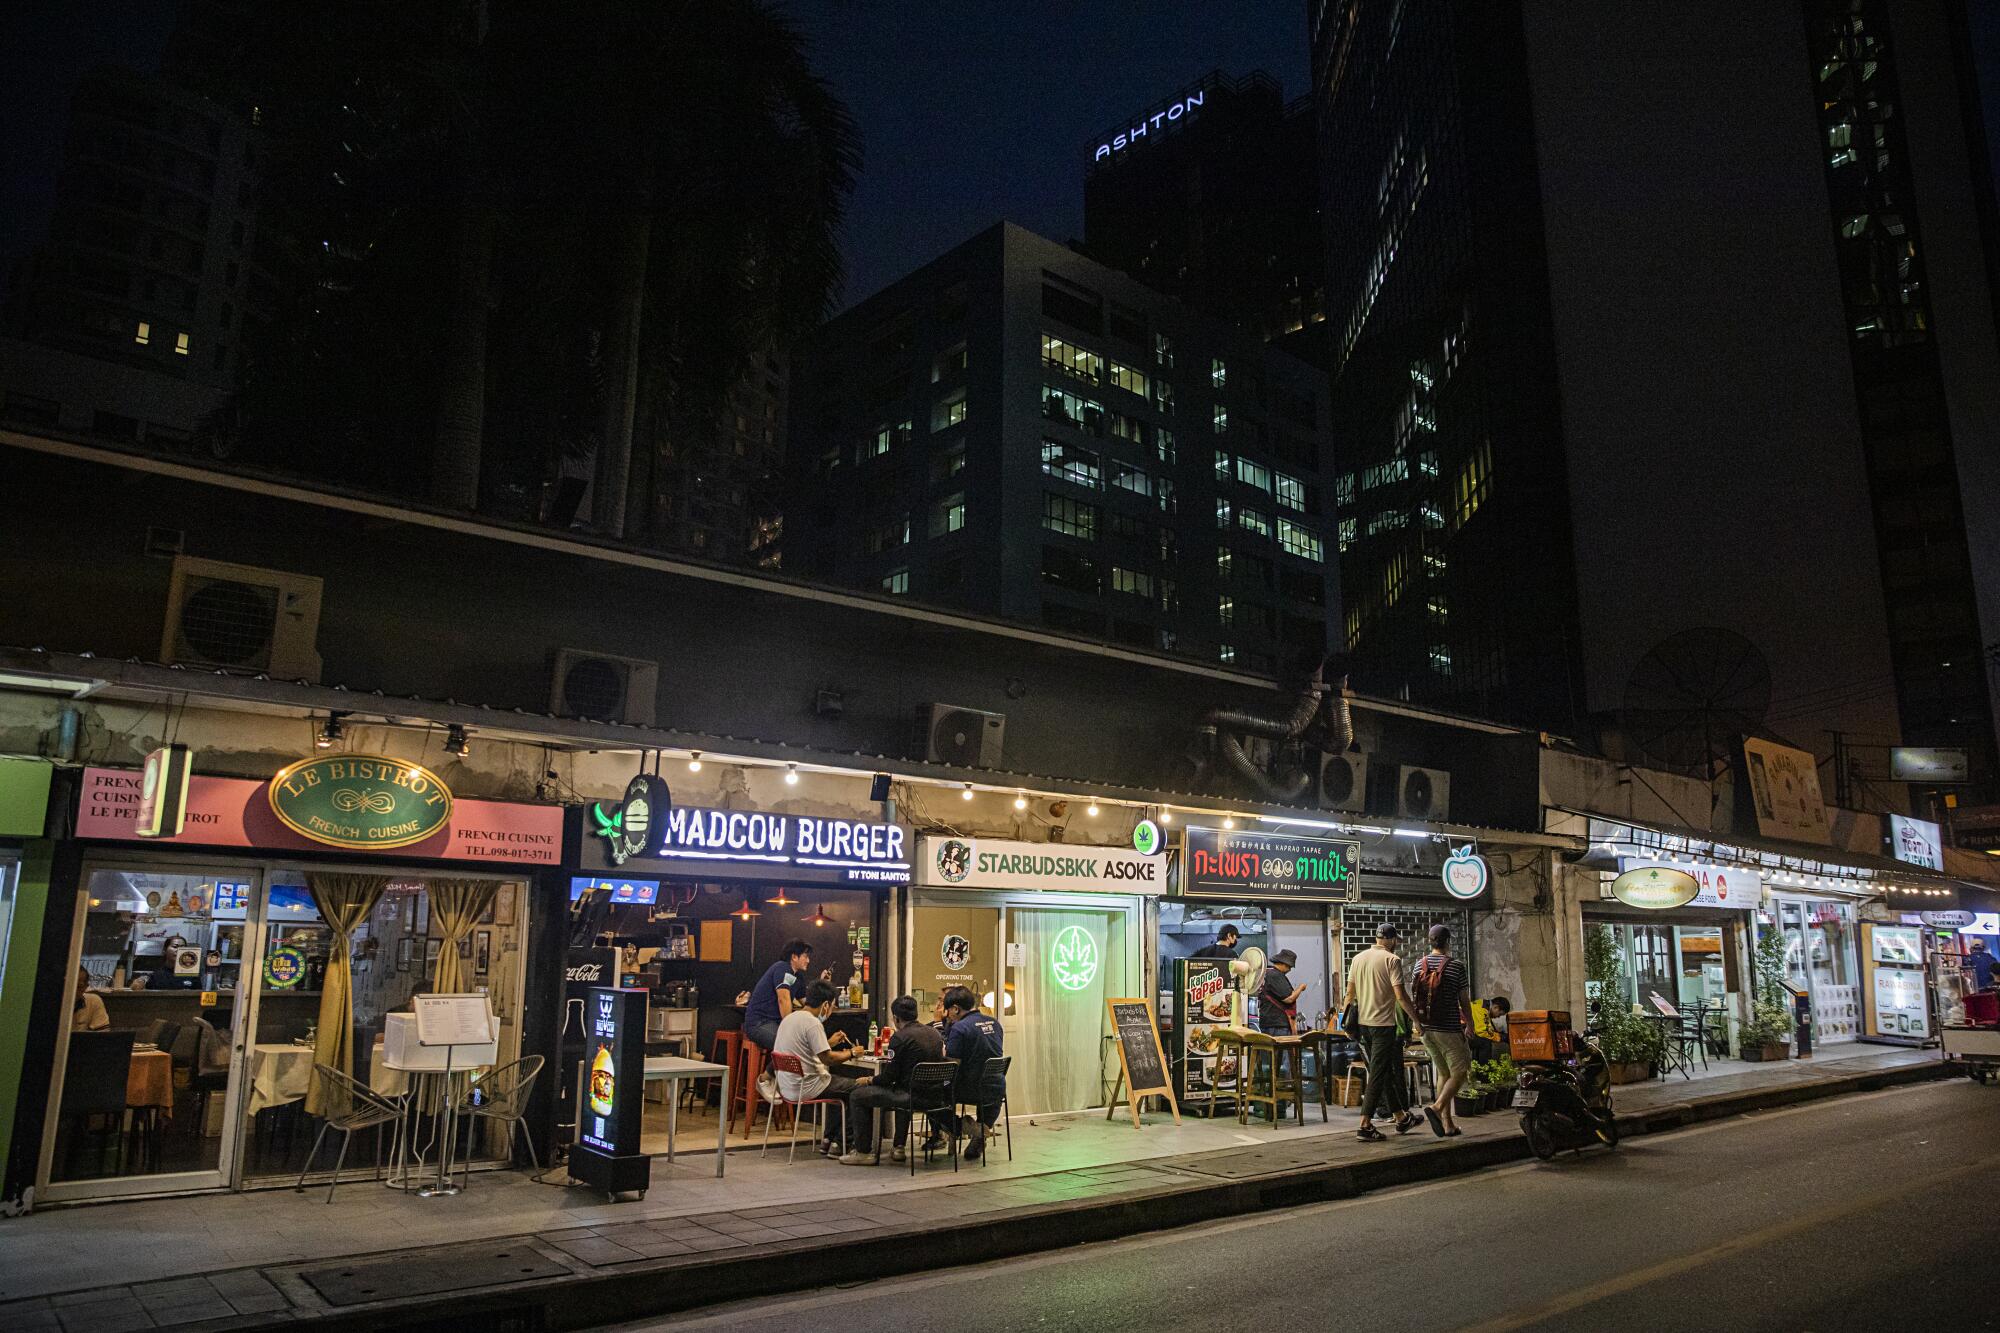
245, 1043, 316, 1115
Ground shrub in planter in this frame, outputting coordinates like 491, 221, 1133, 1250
1597, 1006, 1665, 1082
1454, 1083, 1489, 1115
1740, 924, 1795, 1062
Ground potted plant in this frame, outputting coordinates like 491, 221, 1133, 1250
1593, 1006, 1664, 1083
1454, 1080, 1488, 1116
1739, 926, 1795, 1062
1471, 1055, 1518, 1110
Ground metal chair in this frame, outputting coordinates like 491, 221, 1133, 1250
296, 1063, 406, 1203
904, 1059, 960, 1175
958, 1053, 1013, 1164
760, 1052, 847, 1163
452, 1054, 545, 1188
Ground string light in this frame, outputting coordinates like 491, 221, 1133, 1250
688, 751, 703, 772
1014, 792, 1028, 811
1086, 801, 1100, 817
1223, 815, 1236, 829
962, 784, 975, 801
1159, 808, 1173, 823
784, 763, 799, 785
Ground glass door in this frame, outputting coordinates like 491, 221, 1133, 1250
1629, 924, 1676, 1011
41, 864, 258, 1201
1002, 901, 1135, 1116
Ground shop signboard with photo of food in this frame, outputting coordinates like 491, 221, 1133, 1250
1170, 958, 1239, 1106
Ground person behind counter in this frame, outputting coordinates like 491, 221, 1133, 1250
841, 994, 946, 1165
73, 968, 110, 1031
1191, 925, 1241, 960
773, 979, 866, 1156
741, 940, 814, 1050
1970, 939, 1999, 991
132, 936, 200, 990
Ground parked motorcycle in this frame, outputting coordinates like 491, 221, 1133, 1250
1511, 1023, 1618, 1160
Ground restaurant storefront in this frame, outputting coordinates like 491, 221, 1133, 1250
908, 835, 1164, 1117
27, 758, 562, 1207
0, 757, 57, 1211
569, 791, 910, 1070
1586, 856, 1761, 1035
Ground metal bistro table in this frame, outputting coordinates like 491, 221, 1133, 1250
642, 1054, 730, 1176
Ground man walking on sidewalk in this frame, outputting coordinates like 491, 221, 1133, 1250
1344, 923, 1424, 1141
1413, 924, 1473, 1137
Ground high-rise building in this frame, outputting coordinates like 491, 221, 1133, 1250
0, 66, 272, 448
788, 222, 1338, 672
631, 349, 790, 567
1310, 0, 2000, 806
1082, 71, 1327, 360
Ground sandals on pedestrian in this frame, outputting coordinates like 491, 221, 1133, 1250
1423, 1106, 1445, 1138
1356, 1124, 1386, 1142
1444, 1127, 1463, 1137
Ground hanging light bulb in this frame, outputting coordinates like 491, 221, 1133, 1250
766, 888, 798, 907
688, 751, 703, 772
1223, 815, 1236, 829
1159, 807, 1173, 823
732, 898, 760, 921
1014, 791, 1027, 811
1086, 801, 1099, 817
810, 903, 829, 928
785, 763, 799, 785
962, 784, 975, 801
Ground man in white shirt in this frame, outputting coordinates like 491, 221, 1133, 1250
1341, 923, 1424, 1142
772, 980, 869, 1156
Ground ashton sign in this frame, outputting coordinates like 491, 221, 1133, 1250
1093, 87, 1206, 162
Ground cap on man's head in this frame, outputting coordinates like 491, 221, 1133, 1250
1270, 948, 1298, 967
1429, 923, 1453, 948
1376, 923, 1401, 940
1974, 938, 1990, 951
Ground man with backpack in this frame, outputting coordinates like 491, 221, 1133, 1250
1412, 923, 1474, 1137
1343, 923, 1424, 1141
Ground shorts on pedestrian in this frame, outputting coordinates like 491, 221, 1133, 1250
1422, 1029, 1472, 1080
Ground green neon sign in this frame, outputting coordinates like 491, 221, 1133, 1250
1051, 925, 1100, 992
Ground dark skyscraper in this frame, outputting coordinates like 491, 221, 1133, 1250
1082, 71, 1327, 361
1310, 1, 2000, 807
788, 222, 1337, 673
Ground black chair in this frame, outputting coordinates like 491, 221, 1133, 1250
60, 1030, 135, 1176
959, 1053, 1013, 1165
905, 1059, 960, 1176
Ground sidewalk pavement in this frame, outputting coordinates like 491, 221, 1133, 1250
0, 1044, 1948, 1332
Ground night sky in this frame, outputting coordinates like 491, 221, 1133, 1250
3, 2, 1996, 315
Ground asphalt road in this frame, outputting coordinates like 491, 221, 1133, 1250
614, 1079, 2000, 1333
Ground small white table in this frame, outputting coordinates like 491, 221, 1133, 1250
642, 1055, 730, 1176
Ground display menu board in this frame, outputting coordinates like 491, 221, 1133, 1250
1104, 998, 1178, 1129
1860, 923, 1930, 1045
569, 987, 651, 1198
1172, 959, 1239, 1107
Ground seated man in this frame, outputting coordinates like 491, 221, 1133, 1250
936, 985, 1006, 1161
840, 994, 946, 1165
772, 980, 865, 1156
742, 939, 813, 1051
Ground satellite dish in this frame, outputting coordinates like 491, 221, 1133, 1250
1225, 946, 1267, 1031
1620, 627, 1771, 775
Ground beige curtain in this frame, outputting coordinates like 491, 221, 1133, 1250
429, 878, 498, 996
305, 872, 388, 1116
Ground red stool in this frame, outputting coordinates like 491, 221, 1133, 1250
732, 1041, 768, 1137
705, 1029, 743, 1117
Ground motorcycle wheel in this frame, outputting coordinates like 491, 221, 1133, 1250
1522, 1111, 1559, 1161
1591, 1109, 1620, 1148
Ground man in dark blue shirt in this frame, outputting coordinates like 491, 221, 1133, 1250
1970, 939, 1999, 991
939, 985, 1006, 1160
742, 940, 813, 1050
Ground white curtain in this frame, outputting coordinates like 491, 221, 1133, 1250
1008, 908, 1121, 1115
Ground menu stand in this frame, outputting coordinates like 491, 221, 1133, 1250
410, 994, 498, 1199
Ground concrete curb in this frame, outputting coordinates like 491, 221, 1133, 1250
263, 1058, 1959, 1331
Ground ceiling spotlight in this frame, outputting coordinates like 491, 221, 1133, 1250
962, 784, 975, 801
315, 712, 345, 750
785, 763, 800, 785
688, 752, 703, 772
1014, 792, 1028, 811
1086, 802, 1100, 817
443, 724, 469, 757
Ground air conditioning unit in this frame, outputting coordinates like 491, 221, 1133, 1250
920, 703, 1006, 768
550, 649, 659, 726
1318, 751, 1370, 812
1396, 765, 1451, 822
160, 556, 323, 681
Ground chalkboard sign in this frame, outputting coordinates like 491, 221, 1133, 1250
1105, 997, 1179, 1129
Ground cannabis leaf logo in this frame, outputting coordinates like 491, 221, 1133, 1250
1050, 924, 1100, 992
